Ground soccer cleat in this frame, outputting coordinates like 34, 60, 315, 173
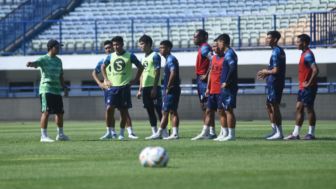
118, 135, 125, 140
56, 134, 70, 141
145, 131, 161, 140
266, 132, 283, 140
207, 133, 217, 139
111, 133, 117, 139
213, 134, 226, 141
304, 134, 316, 140
100, 132, 112, 140
191, 132, 208, 140
264, 129, 277, 139
284, 134, 300, 140
163, 134, 179, 140
128, 133, 139, 139
40, 136, 55, 143
218, 135, 235, 141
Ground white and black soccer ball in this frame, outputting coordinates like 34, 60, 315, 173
139, 146, 169, 167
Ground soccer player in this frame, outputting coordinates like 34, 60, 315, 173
146, 40, 181, 140
284, 34, 319, 140
257, 31, 286, 140
199, 40, 225, 141
92, 40, 119, 140
191, 29, 217, 140
26, 39, 69, 142
215, 34, 238, 141
101, 36, 144, 140
136, 35, 164, 138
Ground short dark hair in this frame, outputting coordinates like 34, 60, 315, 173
139, 34, 153, 47
215, 33, 230, 45
267, 31, 281, 41
160, 40, 173, 49
196, 29, 208, 39
104, 40, 112, 46
47, 39, 62, 51
297, 34, 311, 44
111, 36, 123, 44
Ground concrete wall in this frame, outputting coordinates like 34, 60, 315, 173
1, 94, 335, 121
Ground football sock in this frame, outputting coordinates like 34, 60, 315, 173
308, 125, 315, 135
209, 126, 215, 135
106, 127, 113, 134
221, 127, 228, 136
276, 125, 283, 135
172, 127, 178, 135
228, 128, 235, 137
126, 127, 133, 135
57, 127, 64, 136
151, 126, 157, 134
41, 128, 48, 138
292, 125, 301, 136
120, 128, 125, 136
202, 125, 208, 133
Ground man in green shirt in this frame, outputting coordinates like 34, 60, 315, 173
26, 39, 69, 143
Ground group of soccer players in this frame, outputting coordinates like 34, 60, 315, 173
27, 29, 319, 142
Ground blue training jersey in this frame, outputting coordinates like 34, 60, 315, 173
221, 48, 238, 89
163, 54, 180, 89
266, 46, 286, 86
94, 58, 105, 74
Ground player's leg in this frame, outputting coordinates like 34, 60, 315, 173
39, 93, 54, 142
191, 94, 215, 140
265, 102, 276, 138
219, 108, 236, 141
55, 113, 69, 141
304, 86, 317, 140
214, 109, 228, 141
266, 102, 283, 140
100, 88, 116, 140
164, 110, 179, 140
146, 111, 168, 140
119, 108, 138, 140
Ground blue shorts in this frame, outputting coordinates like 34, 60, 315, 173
221, 88, 237, 110
105, 85, 132, 109
207, 94, 222, 110
266, 84, 284, 104
162, 86, 181, 112
297, 86, 317, 107
196, 76, 208, 103
142, 86, 162, 110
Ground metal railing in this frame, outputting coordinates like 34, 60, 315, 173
1, 11, 335, 55
1, 82, 335, 98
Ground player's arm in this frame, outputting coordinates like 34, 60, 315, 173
200, 45, 212, 81
205, 63, 212, 96
26, 61, 38, 68
303, 54, 319, 87
167, 69, 176, 93
257, 51, 280, 79
59, 69, 69, 97
92, 70, 105, 90
222, 56, 237, 88
130, 54, 144, 85
101, 55, 112, 87
151, 54, 161, 98
137, 75, 143, 99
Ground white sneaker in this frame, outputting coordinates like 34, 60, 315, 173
163, 134, 179, 140
40, 136, 55, 143
218, 135, 235, 141
145, 131, 161, 140
191, 132, 208, 141
266, 132, 283, 140
56, 134, 70, 141
100, 132, 112, 140
128, 133, 139, 139
118, 135, 125, 140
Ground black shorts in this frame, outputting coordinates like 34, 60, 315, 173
40, 93, 64, 114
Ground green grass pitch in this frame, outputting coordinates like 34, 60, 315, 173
0, 120, 335, 189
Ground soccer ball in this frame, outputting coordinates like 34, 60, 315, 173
139, 146, 169, 167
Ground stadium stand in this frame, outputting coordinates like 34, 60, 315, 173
1, 0, 335, 55
0, 0, 26, 19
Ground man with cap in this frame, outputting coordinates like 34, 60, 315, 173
27, 39, 70, 142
